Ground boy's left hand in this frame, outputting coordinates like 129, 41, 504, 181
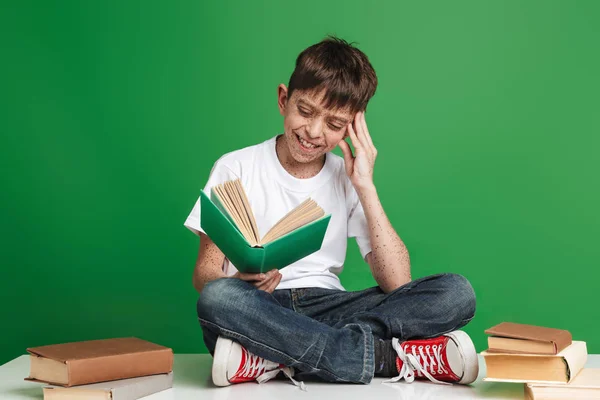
338, 111, 377, 192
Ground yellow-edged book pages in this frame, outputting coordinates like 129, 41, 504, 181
212, 179, 325, 247
482, 340, 587, 384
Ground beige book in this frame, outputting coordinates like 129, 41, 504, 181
482, 340, 587, 384
212, 179, 325, 247
524, 369, 600, 400
43, 372, 173, 400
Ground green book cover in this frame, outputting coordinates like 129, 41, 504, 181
199, 189, 331, 274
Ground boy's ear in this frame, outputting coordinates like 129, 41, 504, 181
277, 84, 289, 116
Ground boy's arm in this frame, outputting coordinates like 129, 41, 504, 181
359, 186, 411, 293
193, 233, 228, 293
339, 111, 411, 294
193, 233, 282, 294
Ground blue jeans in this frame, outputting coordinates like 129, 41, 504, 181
196, 273, 476, 384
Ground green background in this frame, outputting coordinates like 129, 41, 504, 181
1, 1, 599, 366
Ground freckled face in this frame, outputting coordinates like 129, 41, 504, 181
279, 87, 355, 164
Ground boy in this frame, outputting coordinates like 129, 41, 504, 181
184, 36, 478, 389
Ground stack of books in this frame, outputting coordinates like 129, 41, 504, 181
481, 322, 599, 399
24, 337, 174, 400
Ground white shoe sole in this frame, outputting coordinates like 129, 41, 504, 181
445, 330, 479, 384
212, 337, 234, 387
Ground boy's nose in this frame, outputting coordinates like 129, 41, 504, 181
307, 119, 324, 140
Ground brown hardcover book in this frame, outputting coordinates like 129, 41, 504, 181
482, 341, 587, 384
25, 337, 173, 387
485, 322, 572, 355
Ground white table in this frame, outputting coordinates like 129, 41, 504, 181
2, 354, 598, 399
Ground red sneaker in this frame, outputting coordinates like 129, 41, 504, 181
383, 330, 479, 385
211, 336, 306, 390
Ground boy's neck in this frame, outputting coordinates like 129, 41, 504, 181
275, 134, 325, 179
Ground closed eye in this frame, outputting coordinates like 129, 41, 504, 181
298, 107, 343, 130
298, 107, 311, 116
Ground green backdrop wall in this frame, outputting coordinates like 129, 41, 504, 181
1, 1, 599, 366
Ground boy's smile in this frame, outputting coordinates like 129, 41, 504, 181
294, 131, 322, 153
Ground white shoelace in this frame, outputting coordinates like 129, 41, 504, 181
383, 338, 452, 385
242, 352, 307, 391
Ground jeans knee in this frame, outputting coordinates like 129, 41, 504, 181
437, 273, 476, 322
196, 277, 250, 321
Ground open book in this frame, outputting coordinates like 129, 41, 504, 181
200, 179, 331, 273
212, 179, 326, 246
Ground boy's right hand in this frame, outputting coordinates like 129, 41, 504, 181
231, 269, 282, 293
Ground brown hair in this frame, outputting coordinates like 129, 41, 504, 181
287, 35, 378, 114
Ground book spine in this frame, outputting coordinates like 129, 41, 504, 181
555, 330, 573, 354
260, 247, 267, 273
66, 349, 173, 386
564, 342, 588, 383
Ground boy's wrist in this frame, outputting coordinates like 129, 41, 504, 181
356, 182, 377, 198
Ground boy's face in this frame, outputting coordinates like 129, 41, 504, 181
277, 84, 356, 164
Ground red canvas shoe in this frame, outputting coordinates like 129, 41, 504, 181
383, 330, 479, 385
212, 336, 306, 390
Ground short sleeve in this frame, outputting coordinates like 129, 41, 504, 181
183, 160, 240, 237
347, 187, 372, 261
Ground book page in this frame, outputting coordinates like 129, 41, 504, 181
272, 207, 324, 236
230, 179, 258, 246
261, 200, 324, 244
224, 180, 257, 245
260, 199, 315, 243
213, 186, 244, 237
214, 184, 254, 244
235, 179, 260, 245
225, 181, 257, 245
262, 208, 324, 244
213, 186, 240, 225
267, 204, 321, 236
264, 199, 313, 232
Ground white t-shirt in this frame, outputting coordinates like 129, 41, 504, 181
184, 135, 372, 291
